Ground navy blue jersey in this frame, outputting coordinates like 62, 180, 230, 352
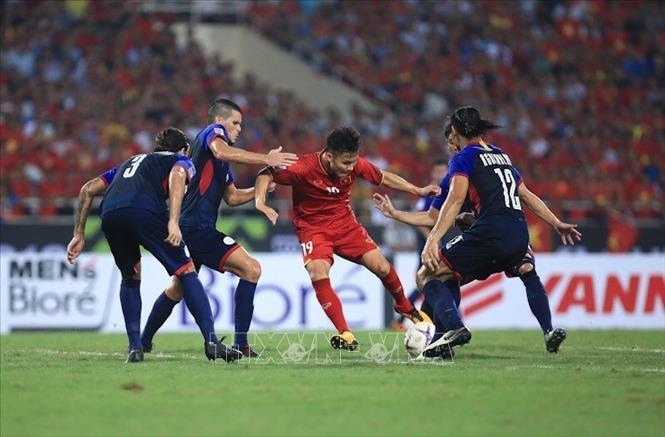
431, 173, 473, 213
415, 195, 434, 213
180, 123, 235, 229
99, 152, 195, 218
431, 173, 451, 211
448, 143, 525, 222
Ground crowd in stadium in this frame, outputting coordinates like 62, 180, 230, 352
1, 0, 663, 222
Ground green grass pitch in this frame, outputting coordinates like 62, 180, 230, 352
2, 330, 664, 436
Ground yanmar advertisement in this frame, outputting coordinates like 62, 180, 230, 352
396, 253, 665, 329
1, 253, 663, 333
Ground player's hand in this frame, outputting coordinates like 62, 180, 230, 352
165, 219, 183, 246
66, 235, 84, 264
421, 238, 441, 271
372, 193, 396, 218
554, 221, 582, 245
418, 184, 441, 197
257, 205, 279, 225
267, 146, 298, 168
455, 212, 476, 231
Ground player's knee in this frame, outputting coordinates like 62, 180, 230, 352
165, 280, 183, 301
129, 261, 141, 281
519, 263, 534, 276
374, 261, 391, 278
307, 266, 328, 282
242, 258, 261, 282
416, 269, 429, 291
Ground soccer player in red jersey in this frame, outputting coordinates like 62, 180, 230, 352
254, 126, 440, 350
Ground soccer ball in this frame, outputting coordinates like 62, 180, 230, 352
404, 322, 435, 358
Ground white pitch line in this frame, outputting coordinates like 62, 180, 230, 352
597, 346, 665, 354
31, 348, 199, 360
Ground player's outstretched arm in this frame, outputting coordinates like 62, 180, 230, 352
518, 183, 582, 245
210, 139, 298, 167
372, 193, 438, 227
224, 181, 276, 207
422, 175, 468, 271
254, 169, 279, 225
380, 170, 441, 197
67, 177, 108, 264
165, 166, 187, 246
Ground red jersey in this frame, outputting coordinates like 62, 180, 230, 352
269, 152, 383, 230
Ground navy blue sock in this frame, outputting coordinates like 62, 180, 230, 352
521, 270, 553, 333
449, 281, 461, 308
422, 279, 464, 332
234, 279, 257, 347
120, 279, 142, 350
180, 272, 218, 344
141, 291, 179, 347
427, 280, 462, 343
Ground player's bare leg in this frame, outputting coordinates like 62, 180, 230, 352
359, 248, 432, 324
305, 259, 357, 351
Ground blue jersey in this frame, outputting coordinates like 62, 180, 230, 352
99, 152, 195, 218
430, 172, 475, 213
180, 123, 235, 229
447, 143, 525, 223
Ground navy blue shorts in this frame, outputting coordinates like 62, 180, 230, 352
440, 218, 528, 284
182, 226, 240, 272
504, 245, 536, 278
101, 208, 193, 278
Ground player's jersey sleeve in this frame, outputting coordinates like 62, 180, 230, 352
173, 156, 196, 183
448, 151, 475, 179
202, 124, 229, 151
513, 166, 524, 185
355, 157, 383, 185
99, 168, 117, 187
268, 162, 303, 186
431, 174, 451, 210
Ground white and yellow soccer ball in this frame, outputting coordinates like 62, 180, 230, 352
404, 322, 435, 358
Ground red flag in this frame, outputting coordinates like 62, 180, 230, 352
607, 212, 638, 252
525, 209, 552, 252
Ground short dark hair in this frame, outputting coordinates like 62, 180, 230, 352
443, 123, 452, 140
325, 126, 361, 155
207, 98, 241, 123
449, 106, 500, 138
154, 127, 190, 153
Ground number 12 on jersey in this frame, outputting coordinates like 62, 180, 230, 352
494, 168, 521, 210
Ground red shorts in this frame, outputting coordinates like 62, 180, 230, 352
296, 223, 378, 266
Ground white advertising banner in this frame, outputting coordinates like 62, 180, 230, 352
0, 253, 385, 333
395, 253, 665, 329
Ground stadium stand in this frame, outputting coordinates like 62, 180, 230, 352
1, 0, 663, 250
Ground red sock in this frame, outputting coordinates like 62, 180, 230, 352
381, 266, 411, 309
312, 278, 349, 333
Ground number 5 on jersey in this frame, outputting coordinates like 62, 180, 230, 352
123, 154, 147, 178
301, 241, 313, 256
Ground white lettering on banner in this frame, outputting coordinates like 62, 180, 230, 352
0, 254, 118, 333
395, 253, 665, 329
98, 254, 384, 333
3, 253, 664, 332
